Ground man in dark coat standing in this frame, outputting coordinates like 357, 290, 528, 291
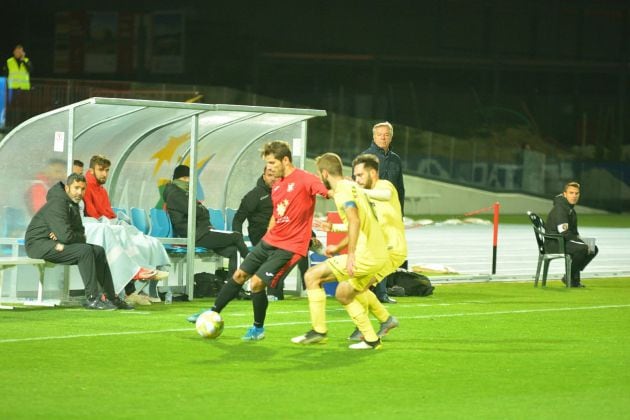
232, 167, 276, 247
24, 173, 132, 310
360, 121, 406, 303
545, 181, 598, 287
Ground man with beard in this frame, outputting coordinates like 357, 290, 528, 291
24, 173, 132, 310
292, 152, 388, 350
187, 141, 329, 340
82, 154, 170, 304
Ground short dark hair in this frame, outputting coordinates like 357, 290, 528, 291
261, 141, 292, 162
73, 159, 84, 168
67, 173, 86, 185
89, 154, 111, 169
352, 154, 379, 172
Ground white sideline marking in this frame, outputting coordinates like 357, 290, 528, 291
1, 304, 628, 344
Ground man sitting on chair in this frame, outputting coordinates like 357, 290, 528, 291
545, 181, 599, 288
83, 154, 170, 305
24, 173, 133, 310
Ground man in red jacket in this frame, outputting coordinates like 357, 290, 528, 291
83, 155, 117, 219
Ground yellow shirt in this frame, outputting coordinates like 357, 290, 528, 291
371, 179, 407, 258
334, 179, 387, 260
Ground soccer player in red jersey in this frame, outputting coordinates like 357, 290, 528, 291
188, 141, 329, 340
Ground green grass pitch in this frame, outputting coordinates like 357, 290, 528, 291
1, 278, 629, 419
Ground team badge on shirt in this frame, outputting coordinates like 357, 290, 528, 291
287, 182, 295, 192
277, 199, 289, 217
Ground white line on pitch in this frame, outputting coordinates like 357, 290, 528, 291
1, 303, 628, 344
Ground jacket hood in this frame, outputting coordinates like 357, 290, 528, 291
45, 181, 72, 204
552, 193, 573, 210
256, 175, 271, 191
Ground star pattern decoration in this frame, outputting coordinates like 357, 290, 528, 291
151, 132, 190, 176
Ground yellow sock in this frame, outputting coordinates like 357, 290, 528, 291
355, 292, 369, 313
307, 288, 327, 334
344, 299, 378, 342
366, 289, 390, 323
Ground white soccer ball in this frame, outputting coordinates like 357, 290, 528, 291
195, 310, 224, 339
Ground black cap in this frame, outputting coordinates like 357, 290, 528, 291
173, 165, 190, 179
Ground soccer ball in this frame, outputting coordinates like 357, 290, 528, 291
195, 310, 224, 339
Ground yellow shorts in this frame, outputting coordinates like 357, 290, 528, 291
375, 252, 407, 282
326, 253, 387, 291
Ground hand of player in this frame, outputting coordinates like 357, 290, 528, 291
324, 244, 337, 257
346, 253, 355, 277
313, 219, 332, 232
49, 232, 58, 241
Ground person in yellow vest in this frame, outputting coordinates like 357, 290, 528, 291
5, 44, 31, 91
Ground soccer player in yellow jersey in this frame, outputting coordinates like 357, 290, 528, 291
291, 153, 389, 350
349, 153, 408, 340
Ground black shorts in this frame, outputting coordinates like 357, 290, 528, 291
240, 240, 303, 288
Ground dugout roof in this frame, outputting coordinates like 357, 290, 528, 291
0, 97, 326, 239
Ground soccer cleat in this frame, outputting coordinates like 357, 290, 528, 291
349, 339, 382, 350
291, 329, 328, 344
112, 297, 135, 310
347, 328, 363, 342
83, 298, 116, 310
187, 310, 207, 323
377, 316, 399, 338
242, 326, 265, 341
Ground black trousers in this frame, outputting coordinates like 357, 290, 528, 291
565, 240, 599, 283
42, 243, 116, 300
197, 230, 249, 278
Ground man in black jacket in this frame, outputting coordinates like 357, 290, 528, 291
163, 165, 249, 281
232, 167, 275, 247
360, 121, 406, 303
24, 173, 132, 309
545, 181, 598, 287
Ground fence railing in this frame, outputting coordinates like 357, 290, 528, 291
3, 78, 628, 212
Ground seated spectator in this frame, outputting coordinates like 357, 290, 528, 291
72, 159, 84, 175
24, 173, 133, 310
83, 154, 170, 305
545, 181, 599, 287
163, 165, 249, 279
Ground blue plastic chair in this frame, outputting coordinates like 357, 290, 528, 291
130, 207, 150, 234
149, 208, 173, 237
208, 208, 225, 230
225, 207, 237, 231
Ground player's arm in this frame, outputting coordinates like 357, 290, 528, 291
267, 215, 276, 231
344, 204, 360, 276
362, 187, 392, 201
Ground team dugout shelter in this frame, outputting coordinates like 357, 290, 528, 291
0, 97, 326, 303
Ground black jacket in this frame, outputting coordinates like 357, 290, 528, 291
25, 182, 86, 258
231, 175, 272, 246
545, 194, 580, 252
362, 142, 406, 214
162, 182, 211, 240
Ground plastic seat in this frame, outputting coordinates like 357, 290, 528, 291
225, 208, 237, 231
149, 208, 173, 237
208, 207, 225, 230
527, 211, 572, 288
130, 207, 150, 234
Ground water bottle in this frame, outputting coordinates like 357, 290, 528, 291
165, 289, 173, 305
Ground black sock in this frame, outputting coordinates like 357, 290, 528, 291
251, 291, 268, 328
211, 278, 243, 313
